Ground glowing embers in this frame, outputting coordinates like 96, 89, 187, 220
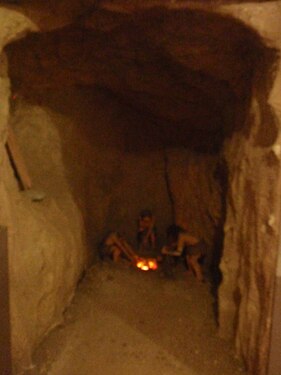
102, 232, 158, 272
136, 258, 158, 271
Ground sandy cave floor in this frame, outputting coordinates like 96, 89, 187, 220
31, 261, 246, 375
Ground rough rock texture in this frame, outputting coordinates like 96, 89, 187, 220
3, 100, 87, 374
218, 3, 281, 375
6, 5, 271, 152
219, 101, 280, 375
165, 148, 225, 273
0, 2, 281, 375
0, 10, 87, 373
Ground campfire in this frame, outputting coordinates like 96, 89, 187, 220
104, 232, 158, 271
136, 258, 158, 271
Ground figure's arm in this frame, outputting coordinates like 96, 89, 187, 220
138, 217, 145, 232
161, 245, 181, 256
143, 216, 155, 246
177, 233, 199, 254
150, 230, 156, 249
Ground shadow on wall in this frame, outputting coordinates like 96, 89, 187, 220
10, 85, 227, 154
210, 159, 229, 324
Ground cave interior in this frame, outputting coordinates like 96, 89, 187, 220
6, 6, 273, 275
1, 3, 280, 374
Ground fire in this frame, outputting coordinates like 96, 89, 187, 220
136, 260, 149, 271
148, 259, 158, 270
136, 258, 158, 271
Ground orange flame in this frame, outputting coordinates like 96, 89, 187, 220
136, 258, 158, 271
148, 259, 158, 270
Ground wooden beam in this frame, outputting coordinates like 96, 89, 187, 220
6, 127, 32, 190
268, 278, 281, 375
268, 234, 281, 375
0, 226, 12, 375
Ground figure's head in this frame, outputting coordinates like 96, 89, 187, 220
139, 209, 153, 225
166, 225, 183, 246
139, 209, 153, 219
104, 231, 119, 246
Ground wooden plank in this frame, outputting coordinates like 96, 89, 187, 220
268, 276, 281, 375
0, 226, 12, 375
6, 127, 32, 190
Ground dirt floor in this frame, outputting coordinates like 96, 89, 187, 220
31, 260, 246, 375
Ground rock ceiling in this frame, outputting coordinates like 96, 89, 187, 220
4, 0, 274, 150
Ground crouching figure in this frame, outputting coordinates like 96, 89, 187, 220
99, 232, 123, 262
161, 225, 205, 282
99, 232, 138, 264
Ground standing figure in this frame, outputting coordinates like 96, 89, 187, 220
162, 224, 204, 282
137, 209, 156, 253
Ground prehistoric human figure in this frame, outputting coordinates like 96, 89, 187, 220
161, 224, 204, 281
100, 232, 138, 263
100, 232, 123, 262
137, 209, 156, 253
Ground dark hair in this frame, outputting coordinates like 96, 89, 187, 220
139, 209, 152, 218
166, 225, 184, 242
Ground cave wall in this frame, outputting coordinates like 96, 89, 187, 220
218, 3, 281, 374
220, 97, 281, 375
1, 63, 87, 375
